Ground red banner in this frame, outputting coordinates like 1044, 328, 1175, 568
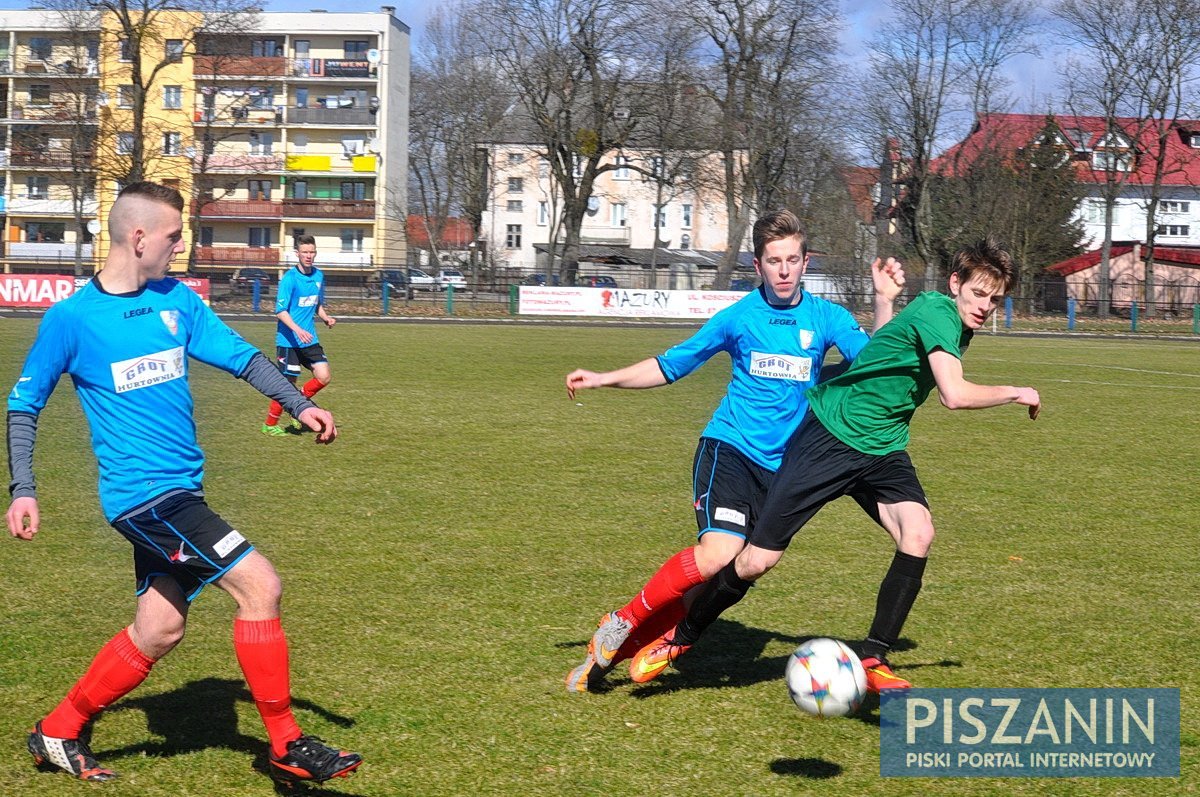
0, 275, 211, 307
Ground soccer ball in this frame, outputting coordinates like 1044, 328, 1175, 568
785, 638, 868, 718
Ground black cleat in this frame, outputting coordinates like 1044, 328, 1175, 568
269, 735, 362, 787
28, 721, 117, 782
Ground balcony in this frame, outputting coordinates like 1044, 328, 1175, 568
194, 55, 287, 77
291, 59, 374, 79
200, 153, 284, 172
288, 107, 375, 126
10, 149, 95, 169
0, 58, 12, 75
15, 58, 97, 76
284, 250, 372, 267
7, 196, 99, 215
6, 242, 94, 260
195, 199, 282, 218
10, 105, 98, 123
557, 226, 633, 245
194, 245, 280, 265
281, 199, 375, 219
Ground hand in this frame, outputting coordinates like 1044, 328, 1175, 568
1015, 387, 1041, 420
871, 257, 906, 302
566, 369, 604, 400
296, 329, 314, 345
323, 316, 336, 328
299, 407, 338, 444
7, 496, 40, 540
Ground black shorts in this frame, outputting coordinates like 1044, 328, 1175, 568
112, 491, 255, 601
692, 437, 774, 541
276, 344, 328, 378
749, 411, 929, 552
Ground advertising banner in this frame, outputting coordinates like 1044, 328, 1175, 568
518, 286, 745, 319
0, 275, 210, 308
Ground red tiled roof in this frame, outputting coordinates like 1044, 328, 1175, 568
1045, 245, 1135, 275
1045, 244, 1200, 275
407, 215, 474, 249
934, 113, 1200, 185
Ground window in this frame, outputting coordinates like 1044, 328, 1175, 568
295, 87, 308, 108
248, 227, 272, 247
341, 181, 366, 200
29, 84, 51, 106
505, 224, 522, 249
164, 39, 183, 63
291, 228, 306, 247
162, 131, 182, 156
614, 154, 629, 179
1160, 200, 1190, 215
1157, 224, 1190, 237
538, 158, 550, 178
118, 38, 133, 62
248, 132, 273, 155
344, 40, 369, 60
508, 152, 524, 164
682, 203, 693, 229
117, 85, 135, 108
680, 233, 691, 250
251, 39, 279, 58
292, 180, 308, 199
610, 202, 626, 227
26, 221, 65, 243
508, 177, 524, 193
1082, 201, 1104, 224
26, 176, 49, 199
199, 226, 214, 246
507, 200, 523, 213
247, 179, 272, 200
1066, 129, 1090, 150
654, 204, 667, 228
572, 155, 584, 179
644, 156, 664, 181
117, 132, 134, 155
163, 85, 182, 109
294, 40, 310, 57
340, 228, 364, 252
537, 201, 549, 226
291, 134, 307, 153
249, 89, 275, 109
29, 37, 52, 61
1190, 133, 1200, 148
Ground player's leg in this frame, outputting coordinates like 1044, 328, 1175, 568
217, 551, 362, 784
264, 347, 299, 436
31, 572, 186, 781
299, 346, 330, 399
855, 452, 932, 692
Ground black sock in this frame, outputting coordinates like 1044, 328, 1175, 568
673, 561, 754, 646
861, 551, 927, 661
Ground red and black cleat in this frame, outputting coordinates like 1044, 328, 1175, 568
28, 721, 118, 782
269, 735, 362, 789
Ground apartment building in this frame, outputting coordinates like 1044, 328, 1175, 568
0, 6, 408, 277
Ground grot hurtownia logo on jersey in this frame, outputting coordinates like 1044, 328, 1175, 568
110, 347, 185, 393
749, 351, 812, 381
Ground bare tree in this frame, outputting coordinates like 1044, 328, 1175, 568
863, 0, 1035, 291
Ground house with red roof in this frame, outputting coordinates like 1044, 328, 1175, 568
1044, 242, 1200, 313
936, 113, 1200, 249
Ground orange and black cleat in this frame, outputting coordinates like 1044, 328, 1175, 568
269, 735, 362, 789
860, 656, 912, 693
628, 630, 692, 684
28, 721, 117, 782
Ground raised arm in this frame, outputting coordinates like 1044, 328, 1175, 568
566, 357, 668, 400
928, 350, 1041, 419
870, 257, 906, 332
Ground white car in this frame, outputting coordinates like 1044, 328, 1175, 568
437, 269, 467, 291
407, 267, 438, 291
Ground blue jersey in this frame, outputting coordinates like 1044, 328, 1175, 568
656, 288, 869, 471
8, 278, 259, 520
275, 265, 325, 348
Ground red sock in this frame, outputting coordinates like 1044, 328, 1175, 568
234, 618, 301, 758
614, 599, 686, 665
41, 629, 155, 739
301, 378, 325, 399
619, 548, 704, 625
265, 401, 283, 426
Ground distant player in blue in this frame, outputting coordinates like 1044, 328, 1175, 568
564, 209, 905, 691
6, 183, 361, 787
262, 234, 336, 437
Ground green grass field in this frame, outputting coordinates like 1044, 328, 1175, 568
0, 318, 1195, 796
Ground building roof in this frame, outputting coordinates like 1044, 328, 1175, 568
1045, 243, 1200, 275
935, 113, 1200, 186
406, 216, 474, 249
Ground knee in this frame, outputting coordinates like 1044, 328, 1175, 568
734, 547, 779, 581
900, 525, 935, 557
693, 539, 740, 579
132, 619, 186, 659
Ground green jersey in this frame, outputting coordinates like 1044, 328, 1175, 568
807, 291, 971, 455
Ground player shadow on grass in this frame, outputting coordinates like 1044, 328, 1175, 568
96, 677, 363, 795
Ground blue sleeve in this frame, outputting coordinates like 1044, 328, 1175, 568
181, 287, 259, 375
825, 302, 870, 362
274, 271, 293, 314
8, 303, 71, 415
656, 307, 734, 383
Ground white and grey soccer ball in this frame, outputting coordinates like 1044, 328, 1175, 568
785, 637, 868, 718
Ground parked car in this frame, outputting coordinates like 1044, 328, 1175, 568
729, 278, 758, 292
521, 273, 561, 286
437, 268, 467, 291
229, 267, 272, 294
578, 275, 619, 288
366, 269, 412, 299
407, 267, 439, 291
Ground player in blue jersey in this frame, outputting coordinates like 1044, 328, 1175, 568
6, 183, 361, 787
262, 234, 336, 437
564, 209, 905, 692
